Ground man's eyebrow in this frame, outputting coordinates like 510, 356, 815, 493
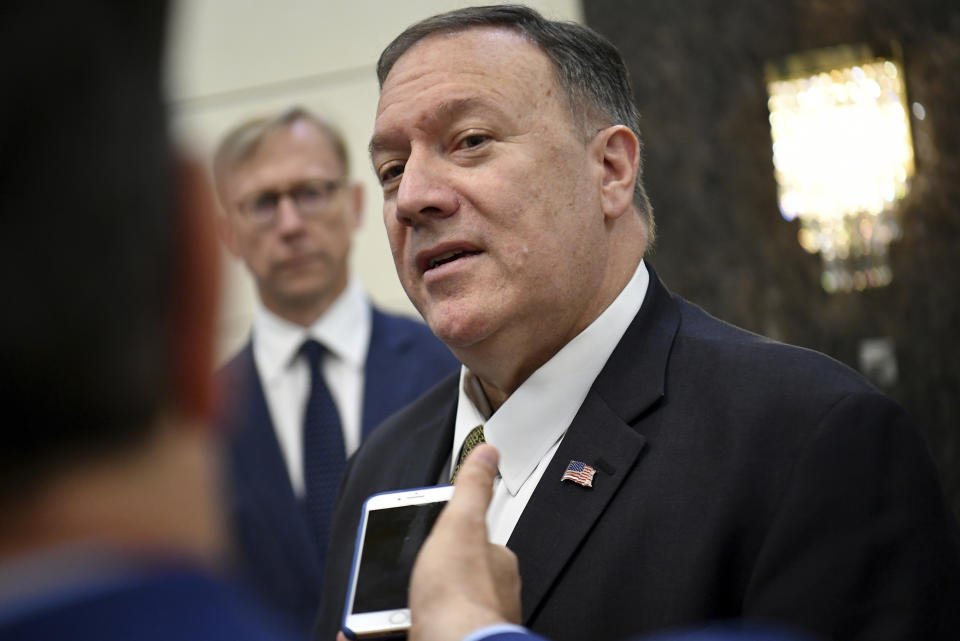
369, 97, 503, 159
368, 134, 398, 160
435, 96, 492, 120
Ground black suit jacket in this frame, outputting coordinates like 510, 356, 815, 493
315, 266, 960, 641
217, 307, 457, 636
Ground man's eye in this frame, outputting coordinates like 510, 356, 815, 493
379, 163, 405, 184
460, 134, 489, 148
252, 193, 278, 213
296, 185, 322, 200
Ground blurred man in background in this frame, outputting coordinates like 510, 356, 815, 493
0, 2, 295, 639
213, 108, 457, 634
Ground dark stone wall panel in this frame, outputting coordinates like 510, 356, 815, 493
585, 0, 960, 517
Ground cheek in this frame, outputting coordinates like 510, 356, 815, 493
238, 230, 271, 263
313, 212, 353, 252
330, 219, 354, 253
383, 217, 409, 272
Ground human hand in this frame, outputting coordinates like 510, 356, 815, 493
408, 444, 521, 641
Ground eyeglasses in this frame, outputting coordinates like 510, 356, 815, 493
236, 178, 346, 228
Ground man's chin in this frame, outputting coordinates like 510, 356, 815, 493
265, 281, 339, 316
424, 307, 495, 352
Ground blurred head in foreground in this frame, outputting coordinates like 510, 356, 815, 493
0, 0, 223, 564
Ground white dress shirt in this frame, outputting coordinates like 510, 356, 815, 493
252, 276, 371, 497
450, 260, 649, 544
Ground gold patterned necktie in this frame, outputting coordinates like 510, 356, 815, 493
450, 424, 485, 484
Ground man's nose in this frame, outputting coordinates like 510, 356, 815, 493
274, 194, 306, 234
394, 151, 459, 227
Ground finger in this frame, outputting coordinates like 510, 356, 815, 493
447, 443, 499, 518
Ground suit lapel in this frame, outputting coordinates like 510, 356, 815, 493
507, 266, 681, 623
509, 390, 647, 622
392, 375, 459, 488
225, 343, 322, 582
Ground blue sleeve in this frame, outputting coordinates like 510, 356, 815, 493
461, 623, 548, 641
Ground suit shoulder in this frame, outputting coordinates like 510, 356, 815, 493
372, 307, 435, 340
370, 307, 457, 363
671, 296, 876, 397
214, 342, 255, 384
359, 371, 458, 449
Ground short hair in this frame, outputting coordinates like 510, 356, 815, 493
212, 107, 351, 209
377, 4, 654, 237
0, 1, 174, 503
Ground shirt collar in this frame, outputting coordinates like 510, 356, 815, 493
453, 260, 649, 495
252, 276, 371, 382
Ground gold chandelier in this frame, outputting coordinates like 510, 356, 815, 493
765, 44, 915, 293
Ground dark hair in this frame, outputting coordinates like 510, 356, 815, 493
377, 4, 654, 235
0, 1, 174, 501
213, 106, 351, 209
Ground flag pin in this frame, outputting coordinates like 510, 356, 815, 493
560, 460, 596, 488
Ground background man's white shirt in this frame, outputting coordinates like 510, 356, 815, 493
252, 276, 370, 496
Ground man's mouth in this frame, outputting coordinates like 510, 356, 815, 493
427, 248, 481, 270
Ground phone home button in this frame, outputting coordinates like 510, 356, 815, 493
388, 611, 409, 625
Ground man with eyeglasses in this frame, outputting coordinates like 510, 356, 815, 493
212, 107, 457, 636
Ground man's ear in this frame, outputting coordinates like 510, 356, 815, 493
597, 125, 640, 220
171, 154, 221, 422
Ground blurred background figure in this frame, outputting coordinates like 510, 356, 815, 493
0, 1, 295, 639
211, 107, 456, 635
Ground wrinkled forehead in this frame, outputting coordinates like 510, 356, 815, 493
378, 26, 582, 134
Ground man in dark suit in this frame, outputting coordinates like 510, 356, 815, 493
404, 445, 817, 641
0, 2, 297, 640
213, 108, 457, 635
315, 5, 960, 641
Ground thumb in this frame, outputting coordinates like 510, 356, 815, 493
447, 444, 499, 521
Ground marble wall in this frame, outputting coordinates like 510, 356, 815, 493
585, 0, 960, 517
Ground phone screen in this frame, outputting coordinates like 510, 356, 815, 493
352, 500, 448, 613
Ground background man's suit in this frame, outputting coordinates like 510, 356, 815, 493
316, 265, 960, 641
218, 307, 457, 633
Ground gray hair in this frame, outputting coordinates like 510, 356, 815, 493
376, 4, 654, 236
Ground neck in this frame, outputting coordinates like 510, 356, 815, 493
467, 244, 644, 413
0, 418, 226, 567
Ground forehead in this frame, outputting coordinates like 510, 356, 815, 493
373, 28, 571, 141
248, 121, 341, 169
229, 121, 344, 191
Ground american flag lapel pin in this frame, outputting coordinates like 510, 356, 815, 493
561, 460, 596, 488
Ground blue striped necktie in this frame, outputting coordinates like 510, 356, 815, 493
299, 339, 346, 571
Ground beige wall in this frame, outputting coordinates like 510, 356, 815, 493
166, 0, 583, 361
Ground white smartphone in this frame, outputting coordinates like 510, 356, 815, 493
342, 485, 455, 640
